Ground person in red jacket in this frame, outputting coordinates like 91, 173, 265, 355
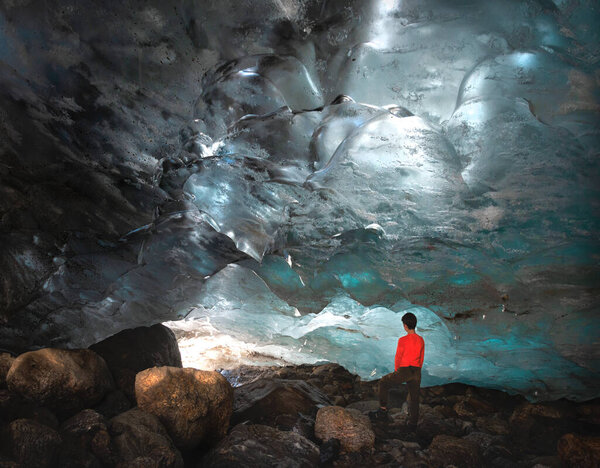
377, 312, 424, 427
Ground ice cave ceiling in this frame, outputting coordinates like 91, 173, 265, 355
0, 0, 599, 400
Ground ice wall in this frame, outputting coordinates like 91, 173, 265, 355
0, 0, 598, 400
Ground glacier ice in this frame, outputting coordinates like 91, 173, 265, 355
0, 0, 599, 401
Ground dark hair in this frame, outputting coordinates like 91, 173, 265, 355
402, 312, 417, 330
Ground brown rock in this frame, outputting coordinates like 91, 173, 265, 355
90, 324, 182, 401
109, 408, 183, 468
232, 378, 331, 426
508, 401, 577, 454
315, 406, 375, 452
6, 348, 114, 416
332, 395, 347, 406
59, 409, 114, 467
416, 414, 463, 445
8, 419, 62, 468
433, 404, 457, 419
0, 353, 15, 388
510, 403, 566, 422
94, 389, 132, 419
427, 434, 481, 468
576, 402, 600, 425
204, 424, 320, 468
475, 415, 510, 435
346, 400, 381, 413
0, 389, 58, 428
557, 433, 600, 468
463, 431, 503, 451
453, 395, 496, 418
135, 366, 233, 449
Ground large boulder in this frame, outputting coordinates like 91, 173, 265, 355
509, 402, 578, 454
0, 353, 15, 388
135, 366, 233, 449
58, 409, 114, 468
8, 419, 62, 468
232, 378, 331, 426
427, 434, 482, 468
453, 395, 496, 418
0, 389, 59, 428
6, 348, 114, 416
314, 406, 375, 453
203, 424, 320, 468
557, 433, 600, 468
93, 389, 132, 419
89, 324, 182, 401
109, 408, 183, 468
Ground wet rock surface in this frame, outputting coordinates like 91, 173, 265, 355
135, 366, 233, 449
90, 324, 182, 401
232, 378, 331, 427
203, 424, 320, 468
0, 356, 598, 467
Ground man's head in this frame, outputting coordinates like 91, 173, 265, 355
402, 312, 417, 330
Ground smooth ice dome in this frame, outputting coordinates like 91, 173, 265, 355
0, 0, 599, 401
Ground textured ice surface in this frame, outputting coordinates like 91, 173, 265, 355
1, 0, 599, 400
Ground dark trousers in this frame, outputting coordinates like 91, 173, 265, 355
378, 366, 421, 425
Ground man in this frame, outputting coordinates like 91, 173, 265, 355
377, 312, 424, 428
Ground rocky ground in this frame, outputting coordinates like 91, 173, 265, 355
0, 325, 599, 467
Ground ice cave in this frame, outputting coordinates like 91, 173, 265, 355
1, 0, 599, 411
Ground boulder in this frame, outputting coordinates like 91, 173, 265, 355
0, 389, 58, 428
415, 414, 463, 445
203, 424, 320, 468
232, 378, 331, 426
509, 402, 578, 454
135, 366, 233, 449
319, 438, 341, 465
453, 395, 496, 418
475, 415, 510, 435
511, 402, 567, 422
90, 324, 182, 401
310, 363, 357, 395
59, 409, 114, 467
8, 419, 62, 468
463, 430, 507, 457
346, 400, 381, 413
109, 408, 183, 468
0, 353, 15, 388
427, 434, 482, 468
314, 406, 375, 452
94, 389, 132, 419
557, 433, 600, 468
6, 348, 114, 416
576, 401, 600, 425
463, 430, 495, 447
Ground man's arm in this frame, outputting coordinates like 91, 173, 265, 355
417, 338, 425, 368
394, 338, 404, 371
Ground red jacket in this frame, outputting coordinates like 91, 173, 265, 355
394, 333, 425, 370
